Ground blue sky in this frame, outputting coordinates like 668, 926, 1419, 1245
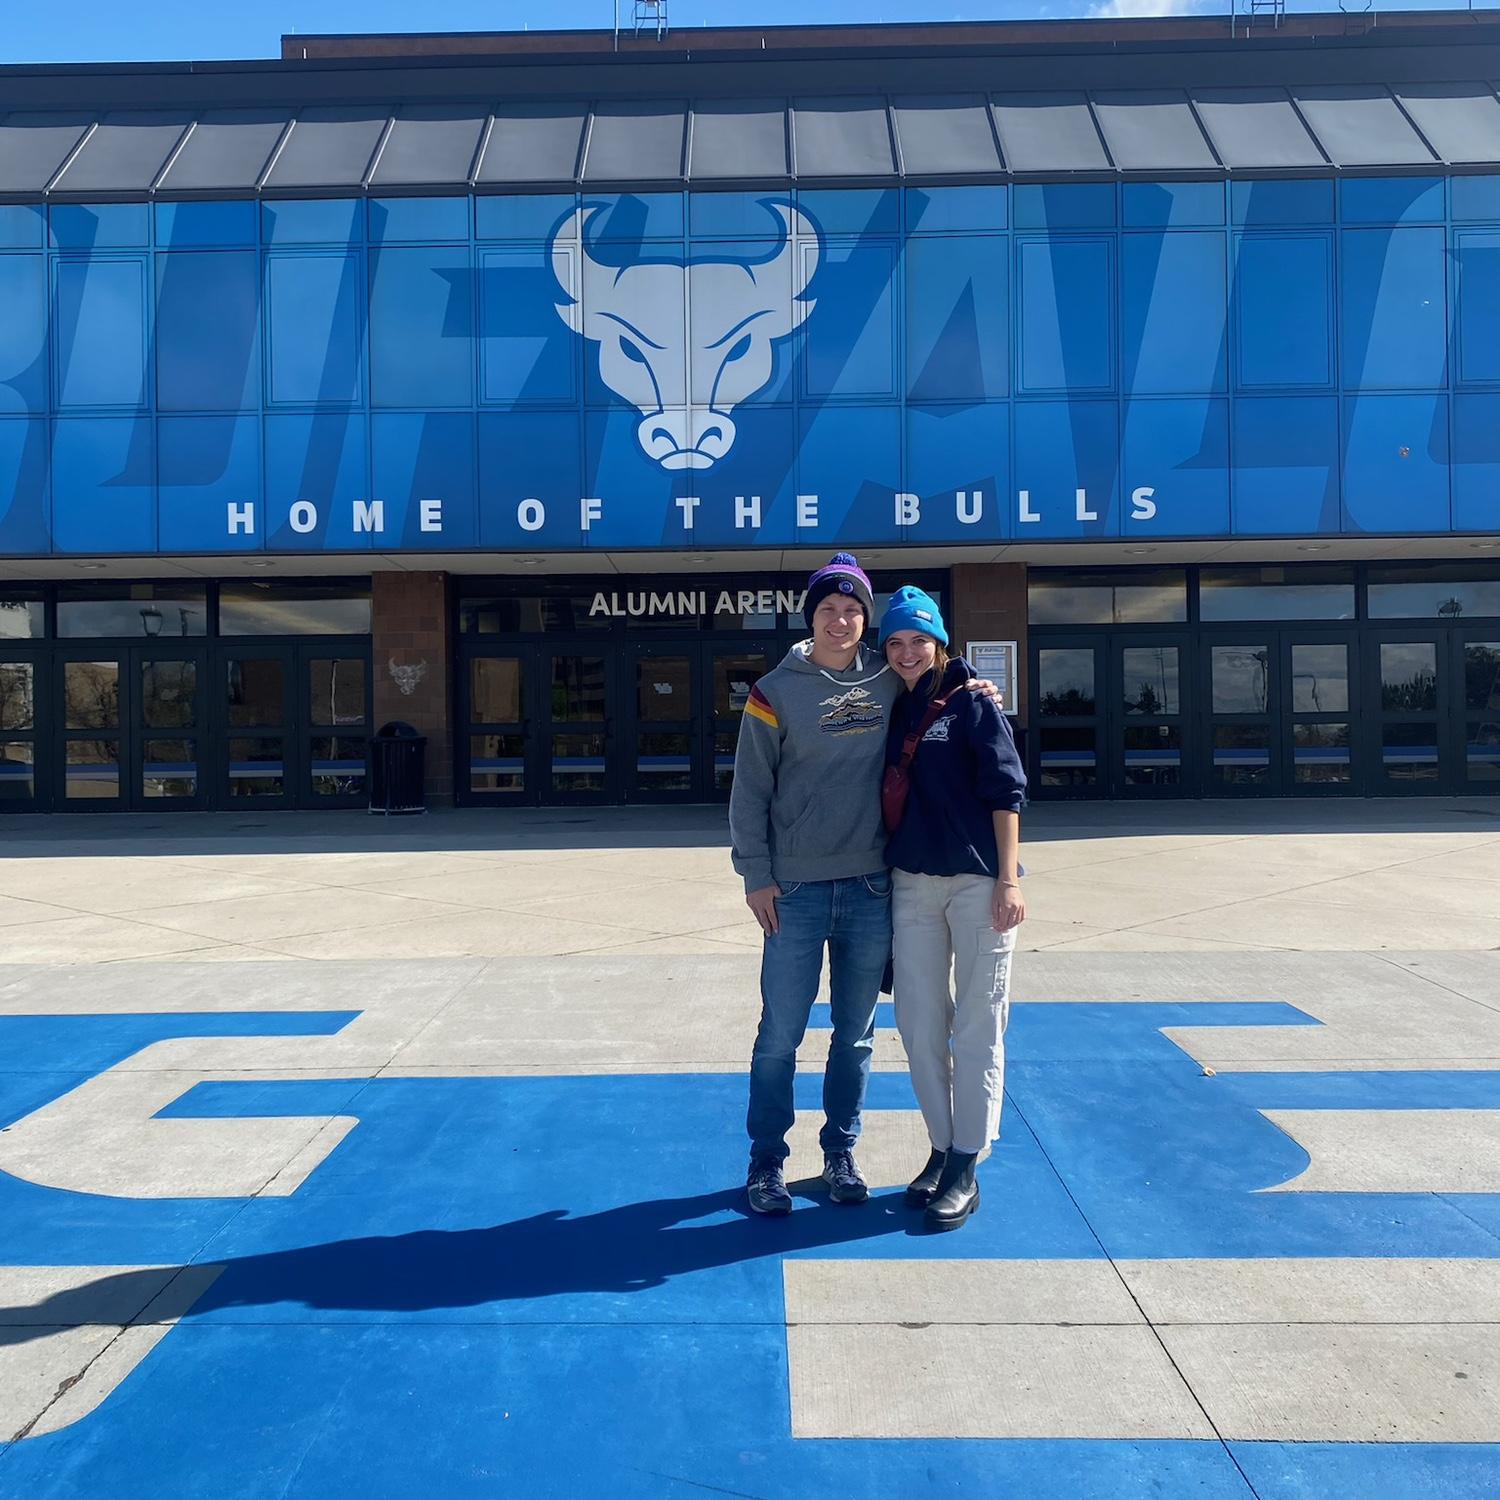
0, 0, 1473, 66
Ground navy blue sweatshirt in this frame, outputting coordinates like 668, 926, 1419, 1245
884, 658, 1027, 879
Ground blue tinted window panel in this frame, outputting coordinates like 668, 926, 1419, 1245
1456, 230, 1500, 386
1122, 231, 1226, 396
797, 404, 901, 545
0, 255, 47, 414
1230, 179, 1334, 227
800, 239, 896, 399
1453, 393, 1500, 531
581, 408, 681, 548
1339, 177, 1444, 225
905, 187, 1007, 234
51, 416, 155, 552
587, 194, 684, 242
370, 412, 478, 549
1123, 398, 1229, 537
690, 192, 803, 240
905, 404, 1010, 543
263, 412, 370, 551
480, 248, 578, 405
478, 410, 585, 550
266, 252, 363, 407
0, 418, 49, 554
906, 235, 1008, 402
676, 405, 797, 547
686, 239, 796, 408
1453, 176, 1500, 223
1013, 400, 1120, 538
1013, 183, 1115, 230
1340, 227, 1448, 391
474, 195, 575, 242
1342, 394, 1450, 534
369, 246, 473, 408
155, 251, 261, 412
155, 201, 257, 249
1017, 235, 1114, 394
52, 256, 148, 409
1231, 397, 1340, 535
1233, 233, 1334, 390
0, 205, 45, 248
794, 190, 899, 237
1122, 182, 1225, 229
157, 415, 262, 553
49, 203, 148, 249
262, 200, 362, 246
368, 197, 470, 244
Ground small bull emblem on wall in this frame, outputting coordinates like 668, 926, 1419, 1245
551, 199, 821, 471
387, 658, 428, 697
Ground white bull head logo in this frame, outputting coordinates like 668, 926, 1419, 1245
551, 200, 820, 471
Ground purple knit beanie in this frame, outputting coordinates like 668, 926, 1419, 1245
803, 551, 875, 630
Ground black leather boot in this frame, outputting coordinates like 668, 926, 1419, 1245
924, 1150, 979, 1231
904, 1147, 948, 1208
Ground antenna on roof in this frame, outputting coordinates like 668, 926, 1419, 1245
634, 0, 669, 39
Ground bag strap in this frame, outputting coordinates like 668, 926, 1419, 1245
896, 689, 957, 771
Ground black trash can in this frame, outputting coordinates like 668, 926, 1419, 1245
368, 721, 427, 815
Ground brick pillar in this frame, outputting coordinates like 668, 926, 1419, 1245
949, 562, 1029, 723
371, 571, 454, 805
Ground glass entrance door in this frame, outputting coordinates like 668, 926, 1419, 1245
544, 646, 614, 803
0, 650, 42, 810
1461, 632, 1500, 790
626, 645, 698, 802
1031, 638, 1105, 796
710, 645, 773, 801
466, 652, 531, 803
1202, 630, 1357, 796
51, 646, 208, 811
218, 643, 370, 808
1112, 636, 1190, 796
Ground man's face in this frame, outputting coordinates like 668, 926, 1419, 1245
811, 593, 866, 657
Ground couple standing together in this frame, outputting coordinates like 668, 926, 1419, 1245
729, 552, 1027, 1232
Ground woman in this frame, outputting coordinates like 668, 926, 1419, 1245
880, 585, 1026, 1231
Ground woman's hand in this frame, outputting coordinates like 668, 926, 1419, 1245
992, 880, 1025, 932
965, 678, 1004, 709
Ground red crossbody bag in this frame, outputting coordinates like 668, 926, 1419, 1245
881, 690, 956, 832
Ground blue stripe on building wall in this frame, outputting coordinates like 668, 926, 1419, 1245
0, 180, 1498, 558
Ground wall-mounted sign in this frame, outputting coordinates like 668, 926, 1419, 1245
967, 640, 1018, 711
588, 588, 806, 620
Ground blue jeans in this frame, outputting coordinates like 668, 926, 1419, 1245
746, 873, 893, 1164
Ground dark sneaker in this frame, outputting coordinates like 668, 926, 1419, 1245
821, 1150, 869, 1205
904, 1147, 948, 1208
747, 1158, 793, 1216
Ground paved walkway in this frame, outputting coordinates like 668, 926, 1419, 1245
1, 800, 1498, 1496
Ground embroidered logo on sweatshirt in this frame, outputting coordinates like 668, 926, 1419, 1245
816, 685, 885, 735
921, 715, 955, 744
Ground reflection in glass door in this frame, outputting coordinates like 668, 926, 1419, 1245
0, 653, 41, 809
546, 648, 613, 801
1287, 638, 1353, 793
1206, 639, 1276, 794
223, 649, 292, 804
1463, 634, 1500, 789
59, 654, 123, 805
467, 654, 529, 800
628, 646, 696, 801
711, 647, 771, 800
1114, 637, 1188, 795
1033, 640, 1103, 795
1369, 635, 1445, 792
306, 653, 369, 804
137, 650, 205, 807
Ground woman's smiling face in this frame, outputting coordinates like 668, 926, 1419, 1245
885, 630, 938, 688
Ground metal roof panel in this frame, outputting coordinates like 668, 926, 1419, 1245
370, 104, 488, 187
792, 96, 896, 177
1393, 83, 1500, 164
476, 102, 588, 184
1090, 89, 1217, 171
582, 100, 686, 181
262, 107, 391, 190
892, 94, 1002, 175
991, 92, 1110, 173
1191, 86, 1325, 169
0, 113, 94, 194
1291, 86, 1436, 166
687, 98, 787, 179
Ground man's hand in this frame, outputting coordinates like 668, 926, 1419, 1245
746, 885, 783, 936
966, 678, 1004, 710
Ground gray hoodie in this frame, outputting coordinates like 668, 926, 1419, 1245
729, 641, 900, 894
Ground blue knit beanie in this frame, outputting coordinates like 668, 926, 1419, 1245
879, 585, 949, 646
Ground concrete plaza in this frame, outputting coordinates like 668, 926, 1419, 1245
0, 798, 1498, 1497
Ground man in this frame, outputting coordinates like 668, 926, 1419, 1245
730, 552, 894, 1214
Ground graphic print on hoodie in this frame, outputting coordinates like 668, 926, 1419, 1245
729, 641, 899, 894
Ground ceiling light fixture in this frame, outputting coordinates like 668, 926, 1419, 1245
73, 561, 106, 570
1297, 543, 1331, 552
